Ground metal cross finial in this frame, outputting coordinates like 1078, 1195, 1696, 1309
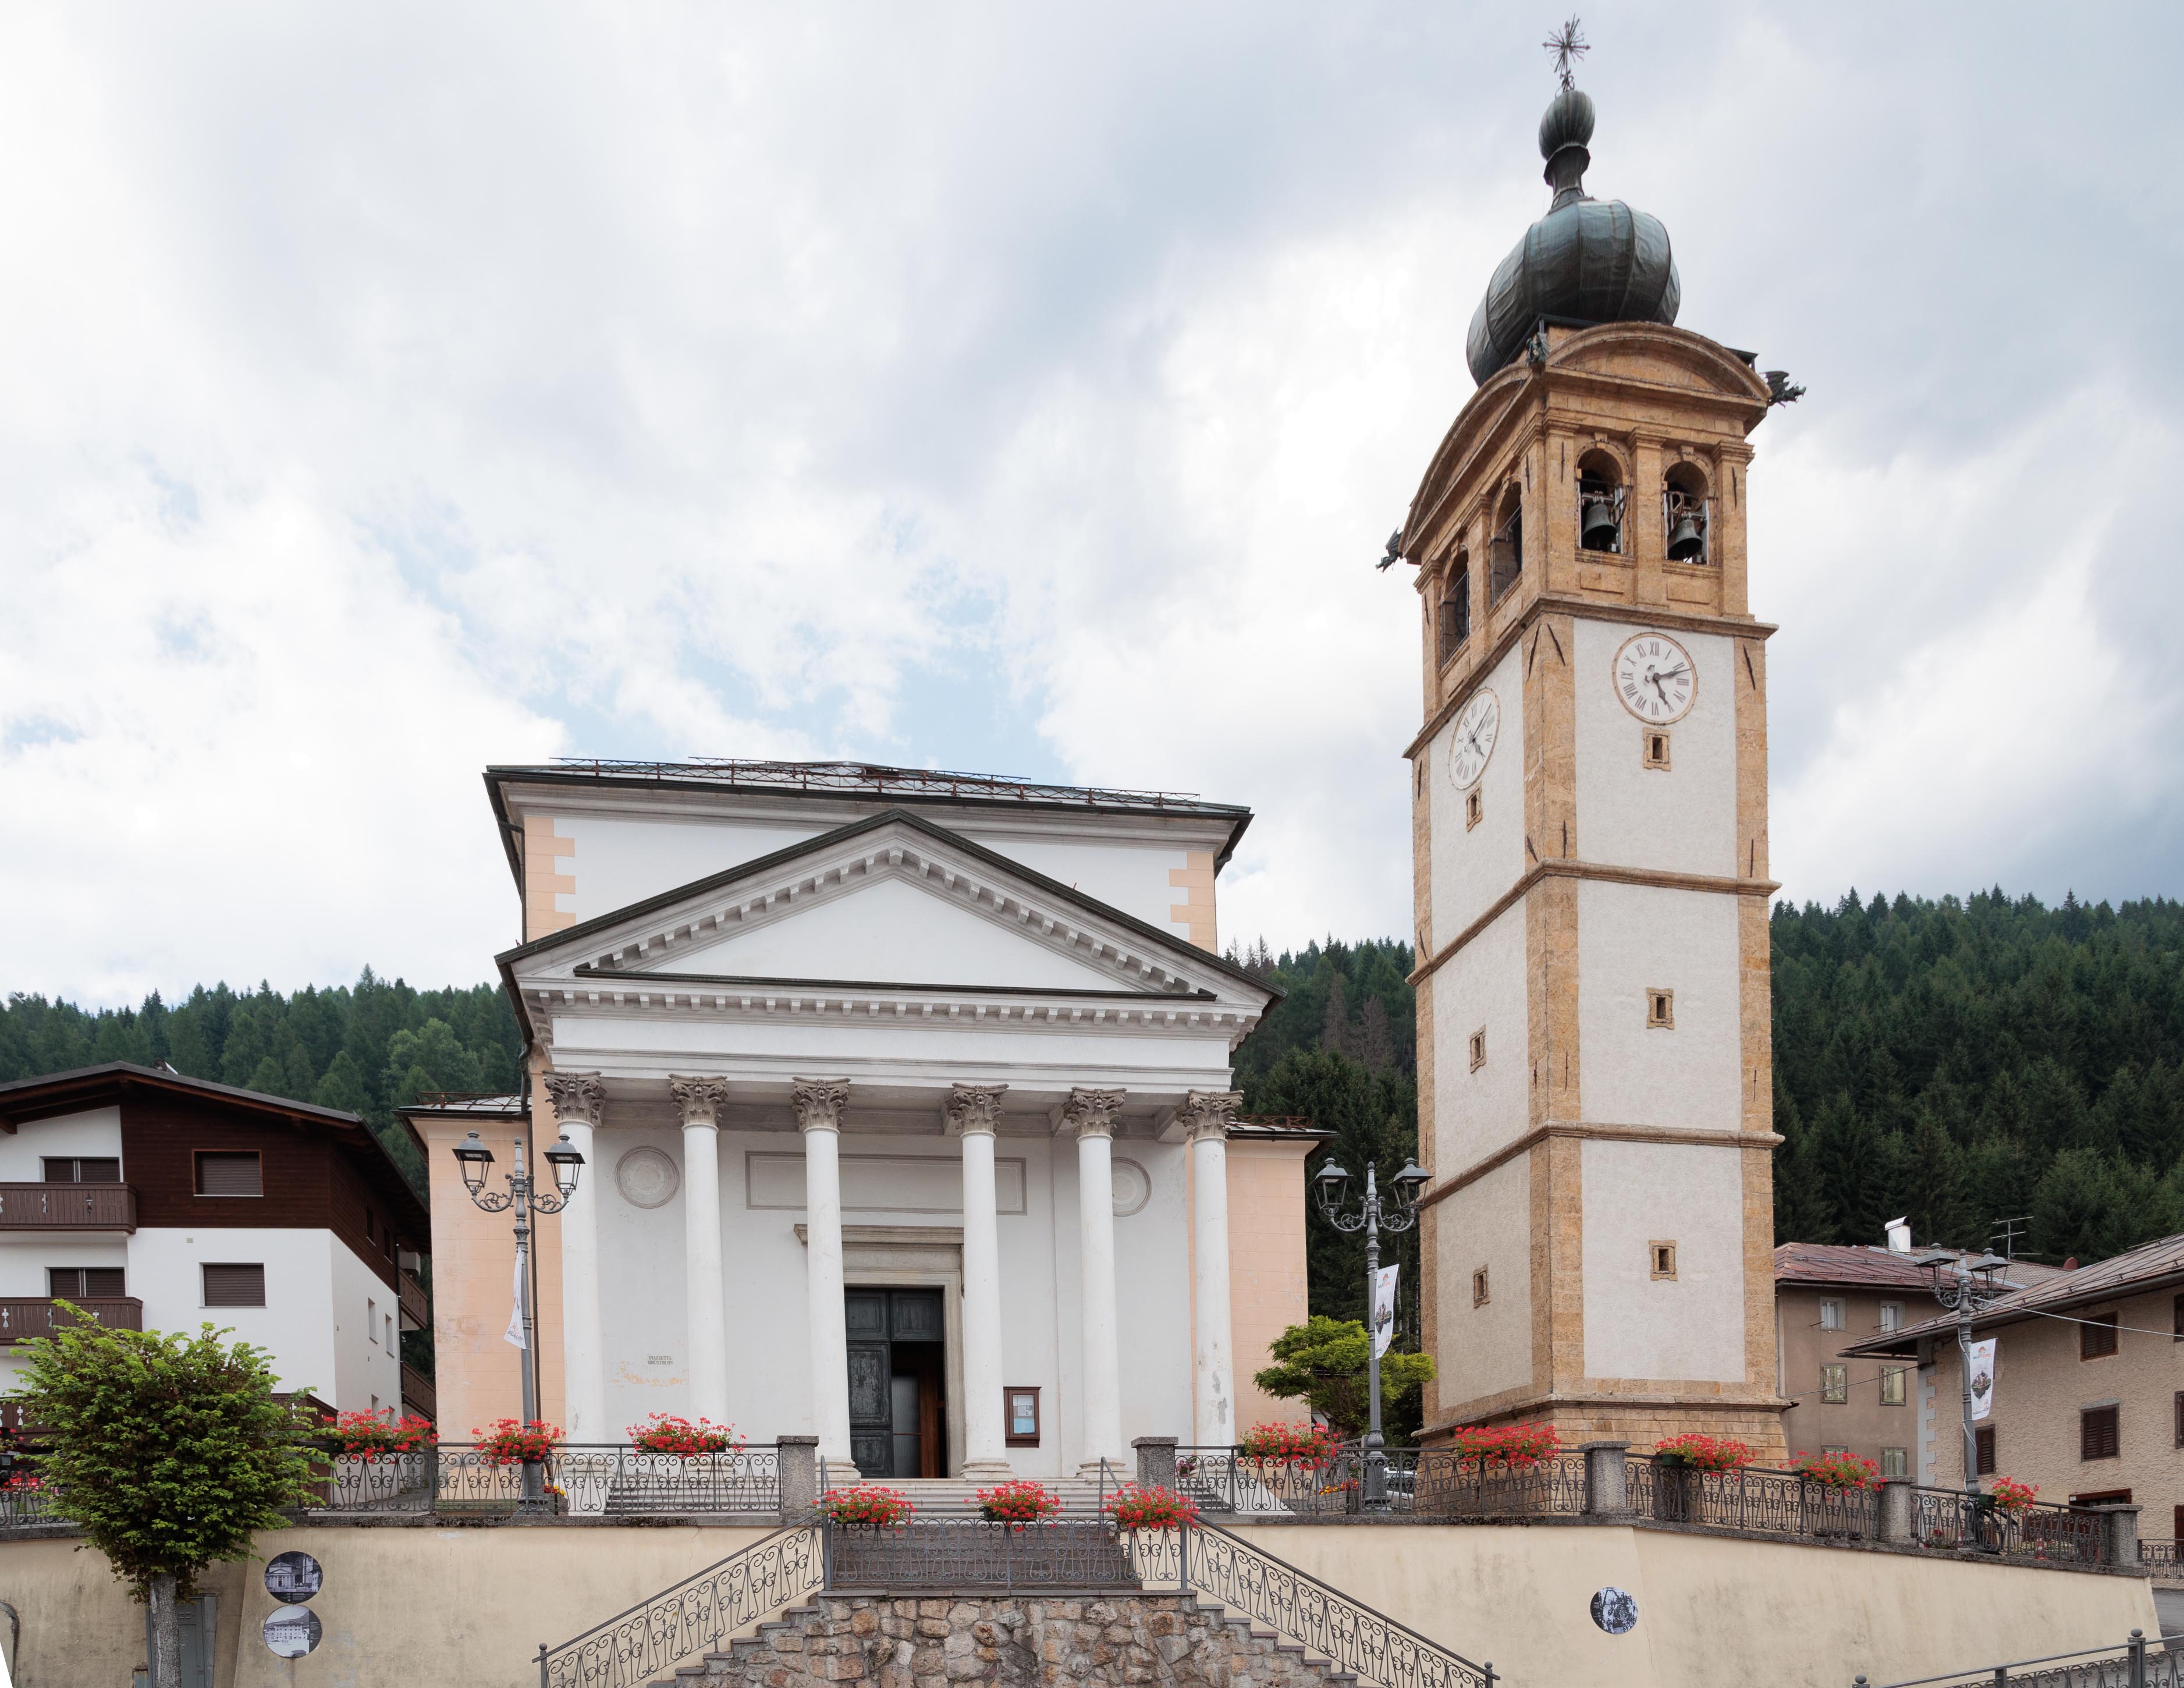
1543, 16, 1588, 90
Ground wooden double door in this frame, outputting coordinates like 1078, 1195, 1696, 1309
846, 1288, 947, 1479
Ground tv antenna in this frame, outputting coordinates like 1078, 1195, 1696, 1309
1990, 1215, 2033, 1261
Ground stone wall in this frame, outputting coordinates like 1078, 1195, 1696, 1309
693, 1593, 1349, 1688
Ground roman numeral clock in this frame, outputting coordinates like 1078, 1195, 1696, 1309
1393, 67, 1791, 1462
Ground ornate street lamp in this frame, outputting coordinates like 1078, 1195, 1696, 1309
454, 1130, 584, 1439
1315, 1157, 1430, 1506
1912, 1247, 2010, 1496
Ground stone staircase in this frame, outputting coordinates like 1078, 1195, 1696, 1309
830, 1476, 1117, 1517
654, 1590, 1362, 1688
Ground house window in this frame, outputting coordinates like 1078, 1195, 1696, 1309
1465, 787, 1483, 830
2080, 1405, 2121, 1461
2174, 1295, 2184, 1342
203, 1264, 267, 1308
194, 1151, 262, 1197
367, 1298, 378, 1346
1821, 1364, 1848, 1404
1646, 989, 1674, 1030
40, 1157, 120, 1183
1642, 729, 1671, 771
1880, 1303, 1903, 1333
1469, 1028, 1487, 1072
1472, 1268, 1490, 1308
385, 1313, 394, 1350
1004, 1387, 1040, 1448
2174, 1391, 2184, 1448
47, 1267, 125, 1299
1650, 1242, 1678, 1280
1880, 1367, 1907, 1406
1819, 1299, 1845, 1331
2081, 1313, 2119, 1360
1821, 1444, 1850, 1458
1975, 1425, 1996, 1476
1880, 1448, 1906, 1478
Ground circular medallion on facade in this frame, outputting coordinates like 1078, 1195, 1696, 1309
616, 1146, 681, 1210
264, 1606, 324, 1658
265, 1550, 322, 1604
1590, 1587, 1638, 1636
1111, 1157, 1152, 1218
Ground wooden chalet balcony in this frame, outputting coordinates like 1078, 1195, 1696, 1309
0, 1297, 144, 1343
0, 1183, 136, 1232
400, 1361, 436, 1422
397, 1269, 428, 1332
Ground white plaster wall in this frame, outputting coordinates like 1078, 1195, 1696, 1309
126, 1229, 352, 1405
954, 835, 1194, 934
1575, 880, 1741, 1132
1572, 620, 1738, 878
556, 814, 825, 922
1429, 905, 1529, 1174
1433, 1154, 1532, 1406
658, 876, 1122, 990
0, 1108, 123, 1179
0, 1237, 129, 1297
331, 1237, 408, 1414
1427, 644, 1527, 946
1579, 1139, 1745, 1384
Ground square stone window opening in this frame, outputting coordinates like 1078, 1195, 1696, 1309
1465, 787, 1483, 831
1820, 1364, 1848, 1404
1472, 1267, 1490, 1308
1646, 989, 1674, 1030
1642, 728, 1671, 771
1469, 1027, 1487, 1072
1880, 1366, 1906, 1406
2082, 1313, 2120, 1360
1650, 1240, 1677, 1281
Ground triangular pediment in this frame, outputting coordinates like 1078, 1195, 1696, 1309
499, 808, 1269, 1007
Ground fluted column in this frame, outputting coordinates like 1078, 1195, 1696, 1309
670, 1076, 731, 1424
947, 1083, 1012, 1478
543, 1072, 608, 1442
792, 1080, 857, 1471
1180, 1090, 1241, 1447
1063, 1088, 1127, 1476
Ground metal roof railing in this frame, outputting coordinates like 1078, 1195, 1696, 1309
519, 757, 1231, 814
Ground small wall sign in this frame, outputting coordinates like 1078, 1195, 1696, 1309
265, 1551, 322, 1604
1590, 1587, 1638, 1636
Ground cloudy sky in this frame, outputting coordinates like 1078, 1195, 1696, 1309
5, 3, 2181, 1009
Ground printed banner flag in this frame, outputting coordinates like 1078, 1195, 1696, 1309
505, 1253, 527, 1349
1371, 1265, 1400, 1358
1968, 1338, 1996, 1420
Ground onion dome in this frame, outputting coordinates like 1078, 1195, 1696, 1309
1465, 84, 1681, 385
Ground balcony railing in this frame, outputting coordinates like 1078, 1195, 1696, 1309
0, 1183, 136, 1232
0, 1298, 143, 1343
399, 1361, 436, 1423
310, 1444, 782, 1517
397, 1270, 428, 1332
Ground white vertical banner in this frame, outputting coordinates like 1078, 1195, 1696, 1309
1968, 1338, 1996, 1421
505, 1251, 527, 1349
1370, 1264, 1400, 1357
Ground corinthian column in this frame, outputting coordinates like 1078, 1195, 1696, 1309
1062, 1088, 1127, 1476
543, 1072, 607, 1442
1178, 1090, 1242, 1447
670, 1076, 731, 1424
947, 1083, 1012, 1478
791, 1079, 856, 1471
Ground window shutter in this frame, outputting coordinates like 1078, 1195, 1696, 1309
2080, 1405, 2120, 1460
1975, 1425, 1996, 1476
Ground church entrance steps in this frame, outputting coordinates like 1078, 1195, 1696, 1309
841, 1477, 1116, 1517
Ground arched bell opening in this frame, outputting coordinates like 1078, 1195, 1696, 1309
1576, 449, 1625, 555
1488, 490, 1524, 605
1437, 547, 1472, 664
1664, 463, 1711, 565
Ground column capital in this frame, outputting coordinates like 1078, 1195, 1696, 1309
670, 1075, 731, 1127
1060, 1088, 1126, 1139
791, 1079, 851, 1133
1176, 1090, 1241, 1144
543, 1072, 605, 1128
945, 1083, 1009, 1138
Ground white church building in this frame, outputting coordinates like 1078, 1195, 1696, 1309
415, 761, 1315, 1481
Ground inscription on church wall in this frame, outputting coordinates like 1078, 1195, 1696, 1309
1429, 644, 1528, 945
744, 1151, 1029, 1216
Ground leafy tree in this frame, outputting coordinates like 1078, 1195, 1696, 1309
13, 1314, 315, 1688
1252, 1315, 1436, 1442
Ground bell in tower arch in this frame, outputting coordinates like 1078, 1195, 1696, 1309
1581, 494, 1620, 551
1665, 506, 1706, 561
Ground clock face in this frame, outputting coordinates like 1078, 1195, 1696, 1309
1613, 632, 1696, 724
1447, 689, 1500, 789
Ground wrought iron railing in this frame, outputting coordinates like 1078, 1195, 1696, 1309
1175, 1445, 1586, 1520
0, 1183, 136, 1231
1128, 1522, 1496, 1688
826, 1518, 1137, 1590
1855, 1630, 2184, 1688
537, 1523, 823, 1688
314, 1444, 780, 1516
2142, 1538, 2183, 1579
0, 1478, 59, 1527
1628, 1460, 1878, 1540
1906, 1486, 2107, 1566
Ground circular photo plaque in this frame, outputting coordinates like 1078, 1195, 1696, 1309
264, 1550, 322, 1604
264, 1605, 323, 1659
1590, 1587, 1638, 1636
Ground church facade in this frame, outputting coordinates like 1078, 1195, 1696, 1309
1400, 77, 1791, 1458
418, 762, 1314, 1480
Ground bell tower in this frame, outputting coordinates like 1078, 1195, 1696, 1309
1402, 59, 1788, 1458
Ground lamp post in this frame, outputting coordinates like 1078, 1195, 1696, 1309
1913, 1248, 2009, 1497
1313, 1157, 1430, 1506
452, 1129, 585, 1464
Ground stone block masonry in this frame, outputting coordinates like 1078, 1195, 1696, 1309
674, 1592, 1359, 1688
